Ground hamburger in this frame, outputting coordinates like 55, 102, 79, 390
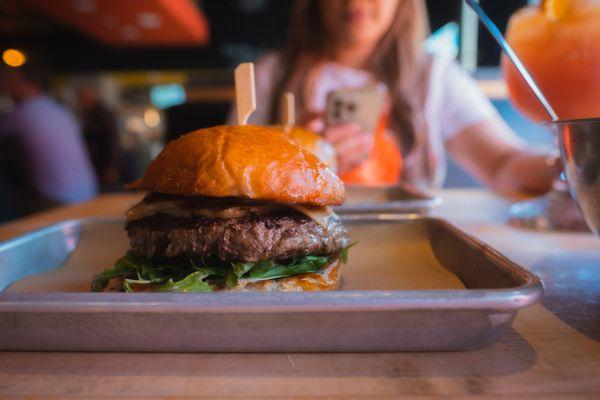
92, 125, 350, 292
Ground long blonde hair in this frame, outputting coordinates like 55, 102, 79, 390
268, 0, 430, 161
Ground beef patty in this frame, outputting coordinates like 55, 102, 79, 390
126, 210, 349, 262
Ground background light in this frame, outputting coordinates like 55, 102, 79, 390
137, 12, 162, 29
2, 49, 26, 67
143, 107, 161, 128
150, 84, 186, 109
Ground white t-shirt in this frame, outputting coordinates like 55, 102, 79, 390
230, 53, 509, 188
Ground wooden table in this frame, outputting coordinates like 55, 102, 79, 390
1, 189, 599, 398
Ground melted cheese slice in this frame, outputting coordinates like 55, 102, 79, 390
289, 204, 333, 229
125, 199, 334, 228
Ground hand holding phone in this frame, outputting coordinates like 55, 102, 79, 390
321, 122, 375, 173
320, 85, 386, 173
325, 85, 386, 133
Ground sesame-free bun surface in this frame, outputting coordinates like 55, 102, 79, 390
128, 125, 345, 206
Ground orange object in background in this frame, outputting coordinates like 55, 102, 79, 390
502, 0, 600, 121
26, 0, 209, 47
338, 113, 403, 186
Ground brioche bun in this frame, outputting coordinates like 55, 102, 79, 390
127, 125, 345, 206
230, 256, 341, 292
284, 126, 337, 171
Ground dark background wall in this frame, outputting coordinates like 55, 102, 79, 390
0, 0, 527, 72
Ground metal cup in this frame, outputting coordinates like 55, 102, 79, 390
550, 118, 600, 236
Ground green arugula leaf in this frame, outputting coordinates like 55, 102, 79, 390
225, 262, 255, 288
340, 242, 358, 264
94, 243, 355, 292
233, 262, 255, 277
125, 271, 213, 293
241, 256, 329, 283
158, 272, 213, 292
91, 255, 137, 291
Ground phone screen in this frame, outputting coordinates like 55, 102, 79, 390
325, 85, 386, 133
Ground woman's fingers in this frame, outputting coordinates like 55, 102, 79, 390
326, 126, 374, 172
305, 117, 325, 133
337, 134, 373, 165
300, 121, 375, 173
322, 122, 363, 144
301, 111, 325, 133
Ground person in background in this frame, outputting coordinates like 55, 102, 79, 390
231, 0, 558, 195
77, 85, 120, 191
0, 66, 97, 214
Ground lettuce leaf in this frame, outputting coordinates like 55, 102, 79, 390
91, 254, 221, 292
90, 255, 139, 291
340, 242, 357, 264
124, 271, 213, 293
225, 262, 255, 288
241, 256, 329, 282
92, 244, 354, 293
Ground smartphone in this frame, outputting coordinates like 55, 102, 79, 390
325, 85, 387, 133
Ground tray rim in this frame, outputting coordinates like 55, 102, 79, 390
333, 183, 442, 214
333, 197, 441, 214
0, 217, 543, 314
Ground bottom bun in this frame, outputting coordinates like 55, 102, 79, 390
231, 256, 342, 292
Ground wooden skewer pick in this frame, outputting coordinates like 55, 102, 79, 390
234, 63, 256, 125
282, 91, 295, 133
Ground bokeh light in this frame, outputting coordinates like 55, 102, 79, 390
143, 107, 161, 128
2, 49, 26, 67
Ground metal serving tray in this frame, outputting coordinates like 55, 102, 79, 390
334, 184, 441, 215
0, 217, 542, 352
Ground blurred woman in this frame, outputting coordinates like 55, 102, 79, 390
0, 67, 97, 214
231, 0, 557, 194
